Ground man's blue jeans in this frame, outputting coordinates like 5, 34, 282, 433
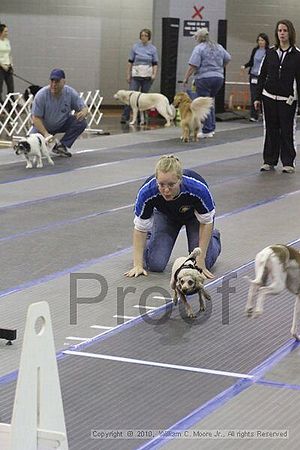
195, 77, 224, 134
144, 210, 221, 272
31, 115, 87, 148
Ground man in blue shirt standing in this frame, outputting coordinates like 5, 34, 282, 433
30, 68, 88, 157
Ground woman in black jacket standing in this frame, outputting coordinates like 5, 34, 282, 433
241, 33, 269, 122
255, 19, 300, 173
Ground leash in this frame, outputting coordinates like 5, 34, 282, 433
12, 72, 37, 86
177, 80, 188, 93
177, 80, 197, 99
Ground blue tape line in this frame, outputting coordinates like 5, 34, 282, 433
137, 379, 252, 450
1, 142, 260, 186
0, 176, 144, 211
257, 378, 300, 391
0, 247, 131, 299
135, 340, 300, 450
248, 339, 299, 380
0, 204, 133, 243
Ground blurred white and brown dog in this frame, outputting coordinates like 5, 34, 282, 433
245, 244, 300, 340
114, 89, 175, 126
173, 92, 213, 142
170, 247, 211, 318
13, 133, 54, 169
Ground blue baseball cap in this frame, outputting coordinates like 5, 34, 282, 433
50, 68, 65, 80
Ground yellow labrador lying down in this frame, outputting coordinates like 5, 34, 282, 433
114, 89, 175, 126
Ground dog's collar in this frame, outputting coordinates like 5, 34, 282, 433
173, 256, 203, 282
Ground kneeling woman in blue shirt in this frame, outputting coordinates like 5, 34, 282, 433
124, 155, 221, 279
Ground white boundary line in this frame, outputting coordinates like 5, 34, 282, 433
63, 350, 254, 380
153, 296, 173, 301
65, 336, 90, 341
133, 305, 158, 310
113, 315, 137, 320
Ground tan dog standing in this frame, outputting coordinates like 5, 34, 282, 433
173, 92, 213, 142
245, 244, 300, 340
170, 247, 211, 318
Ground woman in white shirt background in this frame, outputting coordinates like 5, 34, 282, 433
121, 28, 158, 124
0, 23, 14, 107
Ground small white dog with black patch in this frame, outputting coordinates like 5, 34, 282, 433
245, 244, 300, 340
170, 247, 211, 318
13, 133, 54, 169
114, 89, 175, 126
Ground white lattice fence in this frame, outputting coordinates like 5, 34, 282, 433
0, 90, 104, 145
79, 89, 103, 132
0, 93, 33, 144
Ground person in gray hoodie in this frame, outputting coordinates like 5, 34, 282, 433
183, 28, 231, 138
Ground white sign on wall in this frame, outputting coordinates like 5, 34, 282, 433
183, 20, 209, 37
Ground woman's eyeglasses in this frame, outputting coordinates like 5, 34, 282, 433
157, 180, 180, 189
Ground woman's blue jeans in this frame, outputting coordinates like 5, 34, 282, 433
144, 210, 221, 272
195, 77, 224, 134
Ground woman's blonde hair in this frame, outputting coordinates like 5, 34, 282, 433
155, 155, 183, 179
194, 27, 209, 43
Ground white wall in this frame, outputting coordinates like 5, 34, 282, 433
1, 0, 153, 105
153, 0, 226, 95
2, 0, 300, 106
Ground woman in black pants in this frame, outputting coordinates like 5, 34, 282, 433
255, 19, 300, 174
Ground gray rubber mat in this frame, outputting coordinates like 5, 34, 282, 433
0, 262, 297, 449
0, 126, 264, 184
162, 384, 300, 450
1, 152, 300, 293
0, 358, 236, 450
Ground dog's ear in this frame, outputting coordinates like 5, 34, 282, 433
189, 247, 201, 260
170, 275, 177, 289
194, 275, 205, 291
22, 141, 31, 151
175, 279, 182, 291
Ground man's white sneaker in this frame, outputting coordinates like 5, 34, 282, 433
282, 166, 295, 173
197, 132, 214, 138
260, 164, 274, 172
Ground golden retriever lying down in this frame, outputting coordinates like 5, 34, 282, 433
114, 89, 176, 126
173, 92, 213, 142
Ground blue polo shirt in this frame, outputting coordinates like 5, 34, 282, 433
189, 42, 231, 80
31, 85, 85, 130
134, 169, 215, 231
129, 42, 158, 78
